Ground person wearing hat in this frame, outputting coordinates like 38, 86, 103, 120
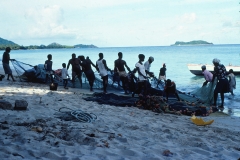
212, 58, 229, 108
144, 56, 154, 77
2, 47, 15, 81
201, 65, 213, 86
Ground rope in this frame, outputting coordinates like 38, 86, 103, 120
58, 107, 97, 123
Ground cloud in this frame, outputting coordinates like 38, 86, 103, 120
24, 5, 76, 39
179, 13, 196, 23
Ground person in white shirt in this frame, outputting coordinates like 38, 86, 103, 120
144, 56, 154, 77
132, 54, 148, 97
61, 63, 69, 89
96, 53, 111, 93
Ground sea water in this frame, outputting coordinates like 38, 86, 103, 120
3, 44, 240, 116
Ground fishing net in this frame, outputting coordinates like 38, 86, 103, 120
177, 79, 217, 106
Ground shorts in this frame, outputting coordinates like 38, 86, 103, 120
215, 78, 229, 93
118, 71, 128, 77
3, 63, 12, 74
159, 75, 166, 81
46, 71, 54, 75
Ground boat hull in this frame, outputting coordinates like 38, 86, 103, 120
187, 64, 240, 76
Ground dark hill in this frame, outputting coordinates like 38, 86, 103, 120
171, 40, 213, 46
0, 37, 18, 45
0, 37, 20, 50
74, 44, 98, 48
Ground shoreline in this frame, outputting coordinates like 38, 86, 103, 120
0, 79, 240, 159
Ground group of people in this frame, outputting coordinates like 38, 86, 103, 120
201, 58, 236, 108
43, 51, 168, 95
2, 47, 236, 109
44, 53, 97, 91
0, 46, 182, 102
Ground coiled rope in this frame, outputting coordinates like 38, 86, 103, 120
58, 107, 97, 123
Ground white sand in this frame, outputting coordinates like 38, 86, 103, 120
0, 79, 240, 160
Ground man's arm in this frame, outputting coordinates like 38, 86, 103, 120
67, 60, 70, 70
124, 62, 131, 72
90, 60, 97, 69
96, 62, 99, 72
103, 60, 111, 71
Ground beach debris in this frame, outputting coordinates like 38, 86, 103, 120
57, 107, 97, 123
233, 147, 240, 151
86, 133, 95, 137
0, 100, 12, 109
31, 126, 43, 132
12, 153, 24, 159
14, 100, 28, 110
191, 115, 214, 126
163, 150, 173, 156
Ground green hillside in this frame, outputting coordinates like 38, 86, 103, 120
0, 37, 97, 50
0, 37, 20, 50
74, 44, 97, 48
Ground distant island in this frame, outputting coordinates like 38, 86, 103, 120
0, 37, 98, 50
171, 40, 213, 46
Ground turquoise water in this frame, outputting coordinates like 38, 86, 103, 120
4, 44, 240, 116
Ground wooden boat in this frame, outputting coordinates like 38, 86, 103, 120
187, 64, 240, 76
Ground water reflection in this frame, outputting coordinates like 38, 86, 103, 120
219, 107, 240, 117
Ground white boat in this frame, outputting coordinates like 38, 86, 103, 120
187, 64, 240, 76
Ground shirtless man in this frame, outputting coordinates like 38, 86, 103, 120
80, 56, 96, 91
114, 52, 131, 94
67, 53, 82, 88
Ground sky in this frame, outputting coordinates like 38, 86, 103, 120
0, 0, 239, 47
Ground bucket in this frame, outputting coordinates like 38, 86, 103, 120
50, 83, 58, 91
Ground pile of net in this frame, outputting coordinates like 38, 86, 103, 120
83, 92, 217, 116
0, 59, 72, 86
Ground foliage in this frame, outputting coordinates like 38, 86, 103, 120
0, 37, 97, 50
172, 40, 213, 46
74, 44, 97, 48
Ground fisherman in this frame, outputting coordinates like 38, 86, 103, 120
164, 79, 180, 102
96, 53, 111, 93
44, 54, 54, 83
132, 54, 148, 97
144, 56, 154, 77
67, 53, 82, 88
201, 65, 213, 86
114, 52, 131, 94
212, 58, 229, 108
80, 55, 96, 91
159, 63, 167, 82
228, 69, 236, 96
2, 47, 15, 81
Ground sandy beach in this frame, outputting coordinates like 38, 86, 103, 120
0, 78, 240, 160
